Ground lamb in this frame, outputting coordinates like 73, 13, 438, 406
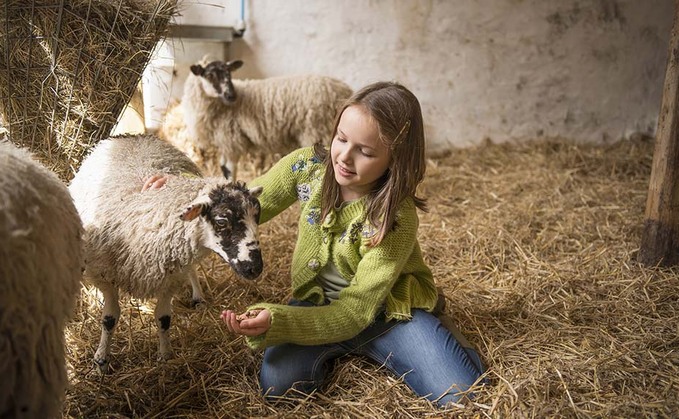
0, 141, 83, 417
68, 134, 263, 372
181, 59, 353, 180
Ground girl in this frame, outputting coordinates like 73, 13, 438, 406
220, 81, 486, 406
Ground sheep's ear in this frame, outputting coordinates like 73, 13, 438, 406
180, 196, 211, 221
190, 64, 205, 76
226, 60, 243, 71
248, 185, 263, 198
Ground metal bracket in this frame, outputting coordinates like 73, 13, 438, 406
167, 24, 235, 59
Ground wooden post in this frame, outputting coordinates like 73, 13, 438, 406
639, 4, 679, 266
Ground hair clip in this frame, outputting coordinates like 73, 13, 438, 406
392, 120, 411, 147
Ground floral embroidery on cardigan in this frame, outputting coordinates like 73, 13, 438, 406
306, 207, 321, 225
297, 183, 311, 202
362, 223, 377, 238
340, 222, 364, 244
291, 156, 308, 172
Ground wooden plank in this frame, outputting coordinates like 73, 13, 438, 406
639, 4, 679, 266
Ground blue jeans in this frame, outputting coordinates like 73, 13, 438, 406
260, 301, 485, 407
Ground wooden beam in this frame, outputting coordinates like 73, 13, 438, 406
639, 4, 679, 266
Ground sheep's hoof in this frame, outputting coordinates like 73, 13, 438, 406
191, 297, 206, 309
157, 351, 174, 362
94, 358, 110, 374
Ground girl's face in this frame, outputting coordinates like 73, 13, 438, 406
331, 105, 391, 202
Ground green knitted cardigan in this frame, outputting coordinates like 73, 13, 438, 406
245, 147, 438, 350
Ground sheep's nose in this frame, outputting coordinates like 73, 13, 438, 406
242, 263, 262, 280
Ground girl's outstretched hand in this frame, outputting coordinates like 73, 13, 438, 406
221, 309, 271, 337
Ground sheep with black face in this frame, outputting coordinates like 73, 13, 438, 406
69, 134, 263, 372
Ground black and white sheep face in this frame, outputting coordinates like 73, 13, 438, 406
181, 183, 263, 280
190, 60, 243, 105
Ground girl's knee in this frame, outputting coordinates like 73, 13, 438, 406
260, 343, 334, 399
259, 361, 322, 398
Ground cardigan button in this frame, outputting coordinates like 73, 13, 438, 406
308, 259, 321, 270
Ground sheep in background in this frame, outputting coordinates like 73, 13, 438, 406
68, 134, 264, 372
0, 141, 83, 417
181, 59, 352, 180
159, 101, 228, 176
159, 101, 272, 177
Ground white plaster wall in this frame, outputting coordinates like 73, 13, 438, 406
172, 0, 674, 154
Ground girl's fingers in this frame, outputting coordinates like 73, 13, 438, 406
221, 310, 239, 333
238, 310, 271, 335
141, 174, 168, 191
222, 309, 270, 337
141, 175, 158, 191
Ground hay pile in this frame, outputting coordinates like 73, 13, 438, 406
0, 0, 178, 181
62, 136, 679, 418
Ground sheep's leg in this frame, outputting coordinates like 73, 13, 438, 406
155, 292, 174, 361
220, 153, 239, 181
94, 284, 120, 373
254, 153, 267, 175
188, 267, 205, 307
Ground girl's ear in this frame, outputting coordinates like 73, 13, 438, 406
180, 195, 212, 221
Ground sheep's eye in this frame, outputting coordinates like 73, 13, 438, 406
214, 218, 229, 227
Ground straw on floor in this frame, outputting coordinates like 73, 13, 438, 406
62, 135, 678, 418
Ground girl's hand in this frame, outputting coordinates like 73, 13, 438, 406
221, 309, 271, 337
142, 174, 169, 191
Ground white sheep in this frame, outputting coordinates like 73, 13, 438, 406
159, 101, 270, 177
159, 101, 225, 176
0, 141, 83, 417
181, 59, 353, 180
68, 134, 263, 372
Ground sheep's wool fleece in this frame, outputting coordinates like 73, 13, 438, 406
182, 74, 352, 158
159, 102, 223, 175
68, 135, 219, 299
0, 141, 83, 417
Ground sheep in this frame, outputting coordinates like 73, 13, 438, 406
159, 101, 228, 176
0, 141, 83, 417
181, 59, 353, 180
68, 134, 264, 372
159, 101, 270, 177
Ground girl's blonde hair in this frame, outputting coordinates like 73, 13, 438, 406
314, 81, 427, 246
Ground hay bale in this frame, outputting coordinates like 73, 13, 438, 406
0, 0, 179, 181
